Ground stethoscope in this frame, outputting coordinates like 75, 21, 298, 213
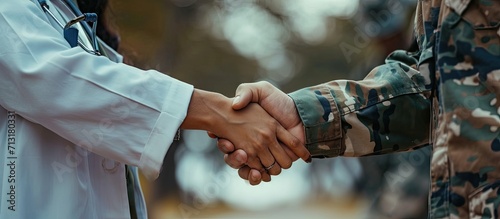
37, 0, 101, 55
36, 0, 124, 172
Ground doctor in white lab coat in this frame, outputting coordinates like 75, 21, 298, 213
0, 0, 310, 218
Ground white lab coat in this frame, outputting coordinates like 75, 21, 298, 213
0, 0, 194, 218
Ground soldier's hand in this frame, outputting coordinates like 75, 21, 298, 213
210, 81, 310, 185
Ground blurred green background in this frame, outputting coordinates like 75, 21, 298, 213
107, 0, 429, 218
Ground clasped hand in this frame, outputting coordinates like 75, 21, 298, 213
209, 81, 310, 185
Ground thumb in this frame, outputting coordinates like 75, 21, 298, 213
232, 83, 258, 110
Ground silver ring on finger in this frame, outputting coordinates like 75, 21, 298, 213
264, 160, 276, 171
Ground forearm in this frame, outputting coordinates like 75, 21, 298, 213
290, 51, 432, 158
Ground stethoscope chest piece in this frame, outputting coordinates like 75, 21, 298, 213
38, 0, 101, 55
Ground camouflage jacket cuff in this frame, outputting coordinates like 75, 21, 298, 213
289, 85, 345, 158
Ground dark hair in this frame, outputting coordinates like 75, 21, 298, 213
77, 0, 120, 51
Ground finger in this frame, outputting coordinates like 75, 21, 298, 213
276, 125, 311, 163
244, 135, 284, 175
245, 155, 269, 175
223, 149, 247, 169
238, 166, 262, 185
254, 147, 281, 177
259, 169, 271, 182
266, 127, 293, 170
265, 161, 282, 176
238, 166, 266, 184
248, 169, 262, 185
207, 131, 217, 138
238, 166, 251, 180
232, 83, 259, 110
216, 138, 236, 154
282, 143, 299, 162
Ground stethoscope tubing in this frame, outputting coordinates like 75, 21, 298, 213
38, 0, 100, 55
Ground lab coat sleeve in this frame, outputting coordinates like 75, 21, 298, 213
0, 0, 194, 180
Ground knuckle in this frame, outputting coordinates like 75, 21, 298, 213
259, 130, 274, 142
236, 83, 248, 93
292, 138, 302, 147
258, 81, 271, 88
237, 83, 247, 89
287, 138, 302, 150
246, 156, 257, 163
247, 148, 258, 157
252, 137, 267, 151
269, 119, 279, 127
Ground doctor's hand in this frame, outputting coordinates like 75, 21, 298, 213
182, 89, 306, 178
209, 81, 310, 185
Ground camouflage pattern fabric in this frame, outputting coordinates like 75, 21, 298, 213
288, 0, 500, 218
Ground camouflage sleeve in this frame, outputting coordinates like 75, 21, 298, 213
289, 50, 432, 158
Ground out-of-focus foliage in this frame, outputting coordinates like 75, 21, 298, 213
110, 0, 362, 96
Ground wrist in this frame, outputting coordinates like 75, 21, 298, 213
180, 89, 231, 132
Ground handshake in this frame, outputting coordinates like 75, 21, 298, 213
180, 81, 311, 185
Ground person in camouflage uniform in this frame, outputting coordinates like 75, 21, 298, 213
217, 0, 500, 218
